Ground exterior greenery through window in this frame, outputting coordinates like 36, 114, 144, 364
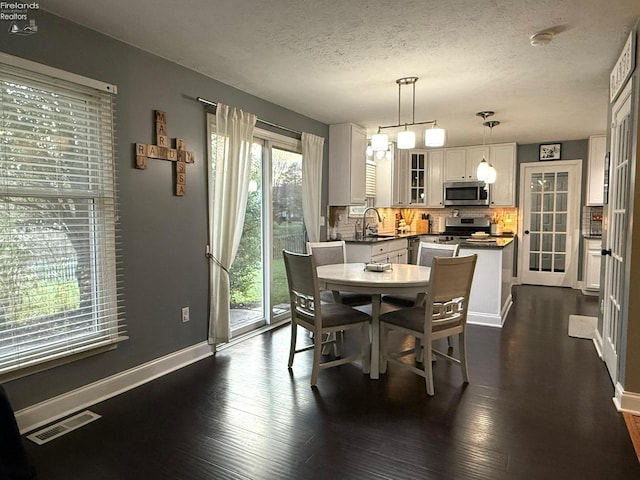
0, 55, 123, 377
210, 124, 304, 334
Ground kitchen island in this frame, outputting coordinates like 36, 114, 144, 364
344, 234, 515, 328
459, 237, 514, 327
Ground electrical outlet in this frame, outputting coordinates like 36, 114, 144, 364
181, 306, 190, 323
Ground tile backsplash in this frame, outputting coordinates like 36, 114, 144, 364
328, 205, 518, 239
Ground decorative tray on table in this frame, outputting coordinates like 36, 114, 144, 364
365, 262, 392, 272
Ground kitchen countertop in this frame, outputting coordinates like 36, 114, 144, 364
342, 232, 427, 243
342, 233, 514, 249
458, 237, 514, 249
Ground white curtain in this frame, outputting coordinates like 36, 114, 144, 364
301, 132, 324, 242
207, 104, 257, 344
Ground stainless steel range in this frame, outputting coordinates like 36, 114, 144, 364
439, 217, 491, 243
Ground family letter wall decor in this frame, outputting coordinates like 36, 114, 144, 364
135, 110, 195, 196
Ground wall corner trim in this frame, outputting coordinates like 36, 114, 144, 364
15, 341, 214, 434
613, 382, 640, 416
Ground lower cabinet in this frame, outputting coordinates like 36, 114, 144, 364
346, 239, 408, 264
583, 238, 602, 294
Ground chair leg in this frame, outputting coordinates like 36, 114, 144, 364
447, 336, 453, 349
459, 331, 469, 383
379, 324, 388, 374
310, 331, 323, 386
288, 321, 298, 368
415, 337, 423, 363
360, 323, 370, 374
424, 341, 434, 396
335, 330, 344, 357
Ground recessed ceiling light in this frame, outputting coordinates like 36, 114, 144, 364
530, 31, 554, 47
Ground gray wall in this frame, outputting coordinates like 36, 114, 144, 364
2, 10, 328, 410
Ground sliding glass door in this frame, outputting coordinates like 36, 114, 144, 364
270, 147, 304, 321
224, 128, 304, 336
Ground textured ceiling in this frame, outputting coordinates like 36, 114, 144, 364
42, 0, 640, 147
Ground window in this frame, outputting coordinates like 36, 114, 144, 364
0, 53, 124, 378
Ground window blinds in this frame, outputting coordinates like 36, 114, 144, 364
365, 160, 376, 198
0, 55, 125, 376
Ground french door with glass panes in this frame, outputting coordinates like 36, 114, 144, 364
519, 160, 582, 287
601, 81, 633, 383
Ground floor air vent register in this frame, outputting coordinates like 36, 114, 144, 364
27, 410, 102, 445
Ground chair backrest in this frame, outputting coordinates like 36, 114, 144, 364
306, 241, 347, 266
416, 241, 460, 267
283, 250, 321, 326
426, 254, 477, 327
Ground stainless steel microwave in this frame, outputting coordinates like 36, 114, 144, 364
443, 181, 490, 206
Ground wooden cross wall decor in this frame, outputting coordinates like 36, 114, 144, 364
135, 110, 195, 196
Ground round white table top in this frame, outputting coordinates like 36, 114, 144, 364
316, 263, 431, 289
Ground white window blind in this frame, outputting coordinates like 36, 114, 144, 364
365, 159, 376, 198
0, 55, 125, 377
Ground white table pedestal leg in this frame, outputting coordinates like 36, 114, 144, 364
370, 294, 381, 379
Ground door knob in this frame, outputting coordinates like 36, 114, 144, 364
601, 248, 612, 256
524, 230, 530, 235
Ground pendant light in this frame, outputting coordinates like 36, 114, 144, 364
484, 119, 500, 184
371, 128, 388, 152
373, 76, 446, 151
475, 111, 493, 182
397, 126, 416, 149
425, 123, 446, 147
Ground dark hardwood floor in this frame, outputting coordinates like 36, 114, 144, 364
23, 285, 640, 479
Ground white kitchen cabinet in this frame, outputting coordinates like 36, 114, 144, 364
489, 143, 517, 207
392, 149, 410, 206
586, 135, 607, 206
426, 150, 445, 208
346, 239, 408, 264
444, 148, 472, 180
466, 146, 489, 181
408, 151, 427, 206
419, 235, 440, 244
328, 123, 366, 205
583, 238, 602, 293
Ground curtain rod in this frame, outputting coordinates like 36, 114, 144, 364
197, 96, 302, 137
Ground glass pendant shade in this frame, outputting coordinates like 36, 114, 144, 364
476, 157, 490, 182
371, 133, 389, 151
397, 130, 416, 149
485, 164, 497, 184
424, 127, 446, 147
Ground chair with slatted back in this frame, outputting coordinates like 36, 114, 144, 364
383, 242, 460, 307
379, 254, 477, 395
306, 241, 372, 306
283, 250, 371, 386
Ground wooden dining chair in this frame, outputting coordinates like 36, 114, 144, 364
379, 254, 477, 396
307, 241, 372, 356
306, 241, 372, 306
283, 250, 371, 386
383, 242, 460, 307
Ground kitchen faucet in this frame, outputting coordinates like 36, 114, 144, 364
362, 207, 383, 238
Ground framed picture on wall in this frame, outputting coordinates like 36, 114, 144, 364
539, 143, 561, 161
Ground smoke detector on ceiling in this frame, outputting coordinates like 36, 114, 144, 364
530, 31, 554, 47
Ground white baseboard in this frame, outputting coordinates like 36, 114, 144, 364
15, 341, 214, 434
467, 312, 504, 328
613, 382, 640, 416
592, 329, 604, 358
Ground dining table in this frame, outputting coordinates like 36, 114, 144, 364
315, 262, 431, 379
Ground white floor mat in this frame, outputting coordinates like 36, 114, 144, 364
568, 315, 597, 339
